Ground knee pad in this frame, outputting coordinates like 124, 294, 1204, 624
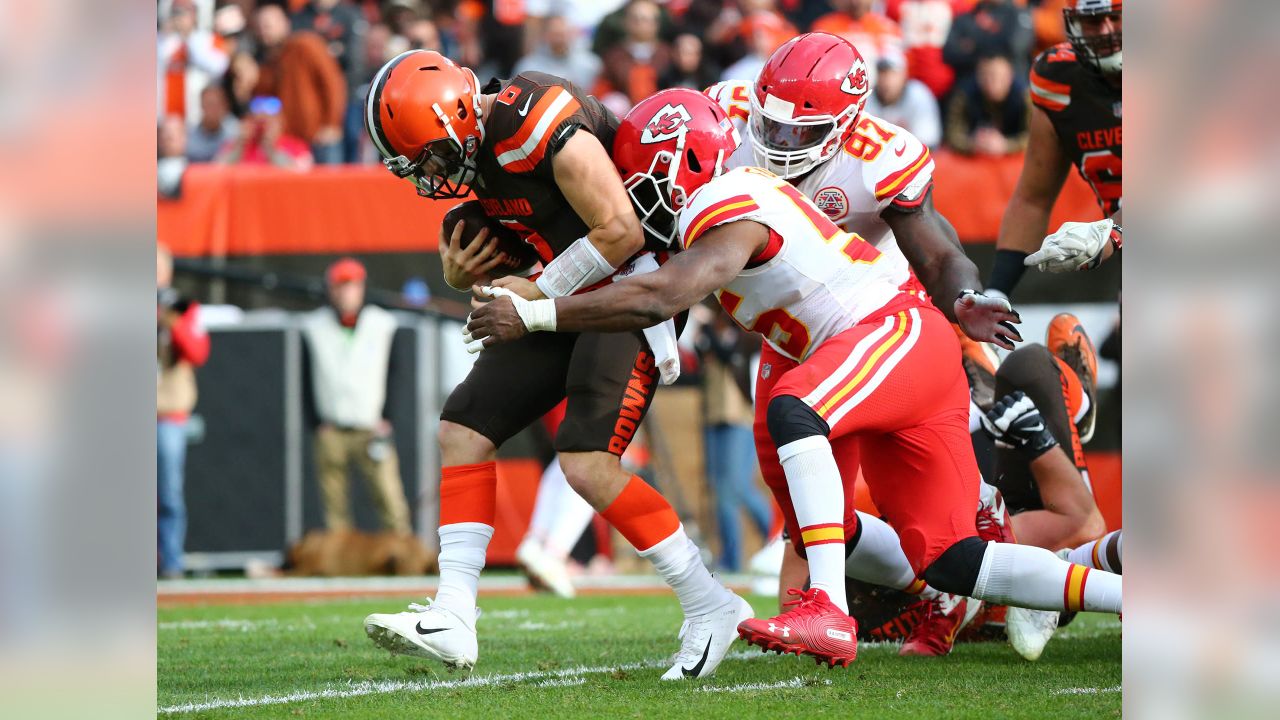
922, 536, 988, 596
766, 395, 830, 448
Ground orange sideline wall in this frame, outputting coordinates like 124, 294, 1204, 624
159, 152, 1103, 258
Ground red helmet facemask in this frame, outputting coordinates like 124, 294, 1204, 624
613, 89, 741, 248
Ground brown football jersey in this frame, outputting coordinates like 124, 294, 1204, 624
1029, 44, 1122, 216
472, 72, 621, 263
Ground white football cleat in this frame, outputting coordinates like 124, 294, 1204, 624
1006, 606, 1059, 661
661, 593, 754, 680
364, 601, 479, 669
516, 538, 576, 599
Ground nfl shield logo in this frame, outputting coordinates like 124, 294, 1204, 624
1113, 101, 1122, 118
761, 363, 772, 379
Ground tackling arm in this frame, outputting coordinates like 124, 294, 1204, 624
465, 222, 763, 347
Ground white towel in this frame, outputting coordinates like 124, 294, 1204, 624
614, 252, 681, 385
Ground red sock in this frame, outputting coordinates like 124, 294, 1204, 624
439, 461, 497, 527
601, 476, 680, 552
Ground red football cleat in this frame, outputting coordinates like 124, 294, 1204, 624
736, 588, 858, 668
899, 593, 969, 657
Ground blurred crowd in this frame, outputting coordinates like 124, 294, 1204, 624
158, 0, 1078, 182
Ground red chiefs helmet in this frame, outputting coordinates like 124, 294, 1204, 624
365, 50, 485, 198
613, 88, 741, 247
749, 32, 870, 179
1065, 0, 1122, 74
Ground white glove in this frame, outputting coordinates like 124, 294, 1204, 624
462, 286, 556, 353
1025, 218, 1114, 273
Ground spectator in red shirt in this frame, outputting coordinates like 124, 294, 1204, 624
157, 243, 211, 578
884, 0, 976, 98
216, 96, 314, 170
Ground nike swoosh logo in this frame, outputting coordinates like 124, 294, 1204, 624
518, 96, 534, 117
682, 636, 713, 677
1024, 423, 1044, 432
416, 622, 446, 635
894, 142, 907, 156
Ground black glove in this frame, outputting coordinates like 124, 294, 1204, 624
981, 391, 1058, 459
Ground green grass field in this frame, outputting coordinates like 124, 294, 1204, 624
158, 593, 1121, 719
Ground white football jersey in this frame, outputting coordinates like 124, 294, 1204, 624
676, 166, 905, 362
705, 80, 937, 294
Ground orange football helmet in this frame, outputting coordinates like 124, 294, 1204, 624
365, 50, 485, 198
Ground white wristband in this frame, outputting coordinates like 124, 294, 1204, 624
535, 236, 617, 298
520, 298, 558, 332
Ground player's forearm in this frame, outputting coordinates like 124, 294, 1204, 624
996, 193, 1054, 255
923, 252, 982, 323
552, 277, 686, 332
586, 211, 644, 266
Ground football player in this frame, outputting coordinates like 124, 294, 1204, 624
359, 51, 750, 679
980, 313, 1122, 660
704, 32, 1021, 657
989, 0, 1123, 294
465, 88, 1123, 668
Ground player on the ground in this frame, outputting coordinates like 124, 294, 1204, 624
705, 31, 1021, 656
359, 51, 749, 679
980, 312, 1122, 659
989, 0, 1123, 295
465, 88, 1123, 668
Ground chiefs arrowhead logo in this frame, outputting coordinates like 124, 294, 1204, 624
840, 58, 870, 97
641, 103, 693, 144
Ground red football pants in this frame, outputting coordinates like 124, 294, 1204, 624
753, 303, 981, 574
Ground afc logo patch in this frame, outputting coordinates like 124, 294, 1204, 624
814, 187, 849, 220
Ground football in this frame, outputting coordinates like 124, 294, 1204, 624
442, 200, 541, 274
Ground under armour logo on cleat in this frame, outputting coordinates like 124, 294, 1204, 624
768, 623, 791, 638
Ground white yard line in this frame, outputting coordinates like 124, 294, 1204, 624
698, 677, 832, 693
1052, 685, 1121, 696
158, 650, 765, 714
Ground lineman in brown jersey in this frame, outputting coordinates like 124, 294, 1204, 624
988, 0, 1124, 297
360, 50, 748, 680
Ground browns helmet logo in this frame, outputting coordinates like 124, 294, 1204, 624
840, 58, 870, 97
641, 103, 693, 144
814, 187, 849, 220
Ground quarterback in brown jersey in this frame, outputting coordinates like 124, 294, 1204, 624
989, 0, 1124, 296
358, 50, 750, 681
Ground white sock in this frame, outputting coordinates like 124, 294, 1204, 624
639, 524, 730, 617
433, 522, 493, 625
1067, 529, 1123, 574
845, 511, 917, 590
778, 435, 848, 613
525, 457, 566, 544
974, 541, 1122, 613
545, 477, 596, 560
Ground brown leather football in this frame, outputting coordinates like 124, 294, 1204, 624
442, 200, 541, 274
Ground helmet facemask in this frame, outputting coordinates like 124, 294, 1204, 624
621, 127, 730, 248
1065, 4, 1122, 75
747, 91, 857, 179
